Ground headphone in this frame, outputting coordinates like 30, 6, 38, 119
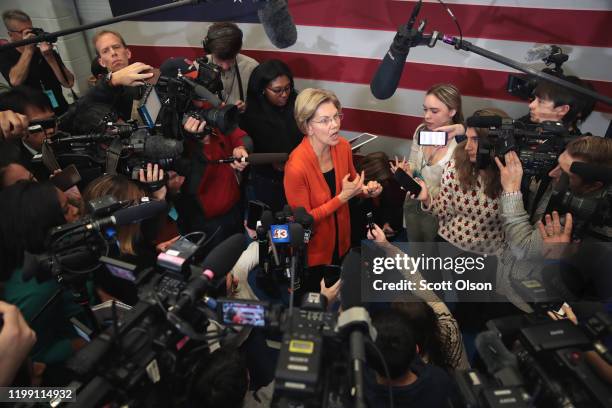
202, 24, 243, 54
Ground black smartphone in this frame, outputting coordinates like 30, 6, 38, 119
50, 164, 81, 191
323, 265, 341, 288
246, 200, 269, 230
366, 211, 375, 235
393, 168, 422, 196
418, 130, 447, 146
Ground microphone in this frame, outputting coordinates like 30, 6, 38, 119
256, 0, 297, 49
475, 331, 523, 387
570, 161, 612, 184
22, 200, 168, 281
178, 75, 223, 107
138, 134, 184, 161
174, 233, 246, 313
49, 133, 117, 144
340, 249, 362, 310
525, 45, 553, 62
211, 152, 288, 165
370, 0, 423, 100
293, 207, 314, 243
336, 307, 377, 408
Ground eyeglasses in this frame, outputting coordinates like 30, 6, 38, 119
266, 85, 292, 96
310, 113, 344, 126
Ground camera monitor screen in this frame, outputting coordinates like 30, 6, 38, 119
219, 300, 267, 327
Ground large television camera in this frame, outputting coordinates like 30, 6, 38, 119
454, 310, 612, 408
156, 57, 240, 138
466, 115, 572, 178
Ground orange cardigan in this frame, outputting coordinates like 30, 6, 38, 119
284, 136, 357, 266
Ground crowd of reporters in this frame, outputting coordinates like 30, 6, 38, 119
0, 8, 611, 408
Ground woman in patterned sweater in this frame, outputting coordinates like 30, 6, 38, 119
413, 108, 509, 256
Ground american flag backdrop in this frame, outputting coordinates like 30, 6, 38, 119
108, 0, 612, 156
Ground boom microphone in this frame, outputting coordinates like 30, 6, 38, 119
370, 0, 423, 100
174, 233, 247, 313
256, 0, 297, 49
212, 152, 288, 165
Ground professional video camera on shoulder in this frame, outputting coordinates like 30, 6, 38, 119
454, 309, 612, 408
22, 195, 168, 285
467, 114, 572, 177
156, 61, 239, 137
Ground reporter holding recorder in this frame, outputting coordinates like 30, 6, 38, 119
395, 83, 464, 242
284, 88, 382, 292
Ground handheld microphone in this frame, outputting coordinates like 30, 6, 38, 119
211, 152, 288, 165
370, 0, 423, 100
336, 307, 377, 408
256, 0, 297, 49
174, 233, 246, 313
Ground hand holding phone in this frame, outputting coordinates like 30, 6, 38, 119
418, 130, 447, 146
393, 168, 422, 197
50, 164, 81, 191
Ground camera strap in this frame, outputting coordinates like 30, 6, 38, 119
235, 58, 244, 102
105, 137, 123, 175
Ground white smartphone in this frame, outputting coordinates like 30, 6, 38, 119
418, 130, 447, 146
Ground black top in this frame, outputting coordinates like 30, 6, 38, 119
240, 95, 302, 179
323, 168, 336, 197
0, 48, 69, 115
365, 362, 458, 408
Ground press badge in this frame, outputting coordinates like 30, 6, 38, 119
43, 89, 60, 109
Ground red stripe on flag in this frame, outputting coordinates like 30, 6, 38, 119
289, 0, 612, 47
130, 45, 612, 114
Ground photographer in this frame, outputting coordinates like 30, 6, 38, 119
365, 308, 458, 407
177, 114, 249, 250
495, 136, 612, 307
0, 10, 74, 116
0, 181, 84, 368
77, 30, 154, 124
0, 86, 59, 181
201, 22, 259, 111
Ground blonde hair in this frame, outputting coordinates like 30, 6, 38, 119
294, 88, 341, 134
2, 10, 31, 27
426, 83, 464, 125
83, 174, 147, 255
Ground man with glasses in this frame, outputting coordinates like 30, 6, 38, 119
0, 86, 59, 181
0, 10, 74, 116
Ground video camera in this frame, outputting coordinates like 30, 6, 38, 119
454, 309, 612, 408
466, 115, 572, 177
156, 58, 239, 137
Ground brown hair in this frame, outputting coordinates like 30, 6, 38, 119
204, 22, 243, 60
565, 136, 612, 167
426, 83, 464, 125
294, 88, 341, 134
356, 151, 392, 183
454, 108, 509, 199
83, 174, 147, 255
92, 30, 128, 55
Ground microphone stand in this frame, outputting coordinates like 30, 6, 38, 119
0, 0, 205, 51
412, 28, 612, 106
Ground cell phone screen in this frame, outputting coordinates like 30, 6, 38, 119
419, 131, 447, 146
393, 168, 422, 196
219, 301, 266, 327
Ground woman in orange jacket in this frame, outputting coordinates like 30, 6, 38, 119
284, 88, 382, 291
